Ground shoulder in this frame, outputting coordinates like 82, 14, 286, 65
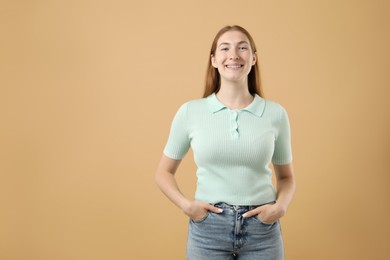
184, 97, 208, 107
260, 98, 290, 122
263, 98, 287, 114
177, 97, 209, 113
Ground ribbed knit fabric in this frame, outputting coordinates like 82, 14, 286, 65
163, 93, 292, 206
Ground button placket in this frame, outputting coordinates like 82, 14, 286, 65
230, 110, 240, 140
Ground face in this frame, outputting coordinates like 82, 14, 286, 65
211, 30, 256, 84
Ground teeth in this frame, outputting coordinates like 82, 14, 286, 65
226, 65, 242, 68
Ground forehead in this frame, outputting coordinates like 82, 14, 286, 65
217, 30, 250, 45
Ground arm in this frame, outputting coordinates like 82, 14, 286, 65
243, 162, 296, 223
155, 154, 223, 220
273, 163, 296, 217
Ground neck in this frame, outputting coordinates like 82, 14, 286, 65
216, 81, 253, 109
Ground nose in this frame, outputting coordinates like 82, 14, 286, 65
229, 49, 239, 60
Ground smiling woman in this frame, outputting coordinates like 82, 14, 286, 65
211, 32, 256, 89
155, 25, 295, 260
204, 25, 262, 99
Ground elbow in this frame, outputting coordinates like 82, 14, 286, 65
155, 169, 163, 187
155, 168, 170, 189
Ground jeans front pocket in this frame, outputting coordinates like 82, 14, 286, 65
255, 215, 276, 226
191, 211, 210, 223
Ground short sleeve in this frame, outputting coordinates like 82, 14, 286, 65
163, 103, 191, 160
272, 106, 293, 165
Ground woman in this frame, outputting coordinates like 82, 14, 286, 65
155, 25, 295, 260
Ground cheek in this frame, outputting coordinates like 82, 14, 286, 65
213, 57, 224, 68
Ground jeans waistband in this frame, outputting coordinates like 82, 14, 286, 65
212, 202, 274, 212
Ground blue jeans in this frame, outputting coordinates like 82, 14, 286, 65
187, 202, 284, 260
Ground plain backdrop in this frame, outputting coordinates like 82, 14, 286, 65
1, 0, 389, 259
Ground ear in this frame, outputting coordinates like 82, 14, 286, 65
211, 55, 218, 68
252, 53, 257, 66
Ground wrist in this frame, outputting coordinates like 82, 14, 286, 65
179, 198, 191, 214
274, 201, 287, 217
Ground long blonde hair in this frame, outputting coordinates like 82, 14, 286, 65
203, 25, 263, 98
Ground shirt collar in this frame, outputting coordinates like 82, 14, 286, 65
206, 93, 266, 117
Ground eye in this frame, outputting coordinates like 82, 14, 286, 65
220, 47, 229, 51
239, 46, 248, 51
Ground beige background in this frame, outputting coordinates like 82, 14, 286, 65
1, 0, 389, 259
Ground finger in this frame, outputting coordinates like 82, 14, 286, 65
242, 208, 260, 218
244, 204, 270, 217
205, 204, 223, 213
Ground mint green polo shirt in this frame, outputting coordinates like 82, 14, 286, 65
163, 93, 292, 206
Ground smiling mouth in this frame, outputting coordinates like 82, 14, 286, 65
225, 65, 243, 68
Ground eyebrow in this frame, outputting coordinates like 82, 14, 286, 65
218, 41, 250, 47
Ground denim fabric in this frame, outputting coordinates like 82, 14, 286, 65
187, 202, 284, 260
